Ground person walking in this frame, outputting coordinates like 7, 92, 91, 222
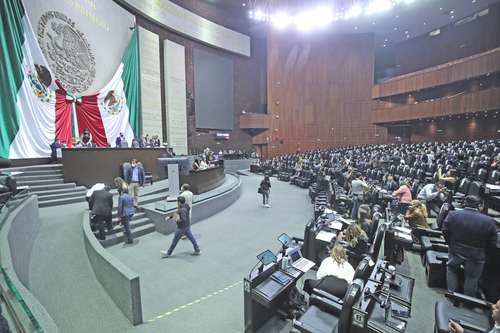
179, 183, 194, 240
161, 196, 200, 258
259, 176, 271, 207
118, 188, 135, 244
89, 186, 113, 240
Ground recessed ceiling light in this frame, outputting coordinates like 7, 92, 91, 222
242, 3, 246, 6
451, 15, 455, 19
439, 7, 443, 11
384, 38, 389, 41
405, 30, 409, 34
450, 10, 454, 14
423, 22, 427, 25
354, 26, 358, 30
383, 44, 387, 47
394, 27, 398, 31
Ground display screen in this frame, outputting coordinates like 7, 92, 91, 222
256, 250, 277, 265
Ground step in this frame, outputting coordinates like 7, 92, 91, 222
17, 178, 64, 187
38, 196, 86, 208
3, 164, 62, 173
14, 173, 64, 181
33, 186, 87, 197
10, 169, 64, 177
107, 217, 151, 235
100, 223, 156, 247
37, 190, 87, 202
29, 183, 77, 192
112, 212, 147, 223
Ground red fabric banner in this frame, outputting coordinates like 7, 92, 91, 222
55, 87, 73, 148
76, 95, 108, 147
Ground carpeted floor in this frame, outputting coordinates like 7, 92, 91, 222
28, 202, 133, 333
26, 174, 447, 333
108, 174, 313, 333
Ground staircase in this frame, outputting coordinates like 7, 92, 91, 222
100, 210, 156, 247
11, 164, 87, 207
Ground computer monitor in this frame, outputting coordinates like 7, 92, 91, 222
256, 250, 277, 266
277, 233, 292, 247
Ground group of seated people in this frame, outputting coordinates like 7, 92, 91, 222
258, 139, 500, 332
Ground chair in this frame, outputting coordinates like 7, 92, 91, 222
293, 279, 364, 333
368, 224, 386, 261
453, 178, 471, 200
434, 293, 492, 333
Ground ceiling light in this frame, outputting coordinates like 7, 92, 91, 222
344, 4, 363, 19
271, 12, 290, 29
365, 0, 393, 16
242, 3, 246, 7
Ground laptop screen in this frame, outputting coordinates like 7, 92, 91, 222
288, 248, 301, 262
277, 233, 292, 247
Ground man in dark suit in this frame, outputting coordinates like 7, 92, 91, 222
89, 187, 113, 240
442, 195, 498, 297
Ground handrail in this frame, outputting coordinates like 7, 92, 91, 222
0, 267, 43, 332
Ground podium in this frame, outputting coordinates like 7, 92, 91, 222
157, 157, 191, 201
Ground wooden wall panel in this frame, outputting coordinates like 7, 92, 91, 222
372, 86, 500, 124
409, 118, 500, 142
264, 33, 386, 158
373, 47, 500, 98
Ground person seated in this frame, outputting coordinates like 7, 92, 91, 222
405, 200, 430, 229
303, 245, 355, 297
131, 138, 140, 148
449, 298, 500, 333
357, 204, 373, 237
384, 175, 399, 192
199, 158, 209, 170
81, 128, 92, 147
192, 159, 200, 171
392, 180, 412, 214
340, 224, 369, 267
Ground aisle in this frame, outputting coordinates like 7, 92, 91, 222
107, 174, 312, 333
28, 202, 133, 333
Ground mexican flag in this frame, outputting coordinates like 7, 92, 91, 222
0, 0, 140, 159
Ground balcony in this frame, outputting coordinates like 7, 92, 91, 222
239, 113, 270, 136
372, 86, 500, 124
373, 46, 500, 98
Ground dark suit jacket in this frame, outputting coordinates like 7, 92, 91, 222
125, 164, 145, 186
90, 190, 113, 217
442, 208, 497, 261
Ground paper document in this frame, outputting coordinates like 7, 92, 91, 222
328, 221, 343, 231
316, 230, 336, 242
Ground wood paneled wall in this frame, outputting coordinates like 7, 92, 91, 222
262, 32, 386, 158
372, 86, 500, 123
373, 46, 500, 98
409, 118, 500, 142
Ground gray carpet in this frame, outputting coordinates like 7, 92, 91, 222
26, 174, 447, 333
28, 202, 133, 333
108, 174, 313, 333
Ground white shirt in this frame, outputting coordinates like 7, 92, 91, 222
316, 257, 355, 283
417, 183, 439, 201
86, 183, 105, 198
180, 190, 193, 209
199, 160, 208, 170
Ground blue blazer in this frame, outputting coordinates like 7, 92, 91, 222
125, 164, 145, 185
118, 193, 135, 217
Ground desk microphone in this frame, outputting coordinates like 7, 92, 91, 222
364, 288, 387, 308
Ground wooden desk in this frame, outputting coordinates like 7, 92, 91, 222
180, 166, 225, 194
62, 148, 168, 187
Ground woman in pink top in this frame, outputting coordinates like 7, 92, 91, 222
392, 181, 412, 214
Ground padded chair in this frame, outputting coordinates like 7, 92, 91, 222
293, 279, 364, 333
488, 170, 499, 184
303, 275, 349, 300
453, 178, 471, 200
434, 293, 492, 333
368, 224, 386, 261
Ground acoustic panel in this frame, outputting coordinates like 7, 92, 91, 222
193, 47, 234, 130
